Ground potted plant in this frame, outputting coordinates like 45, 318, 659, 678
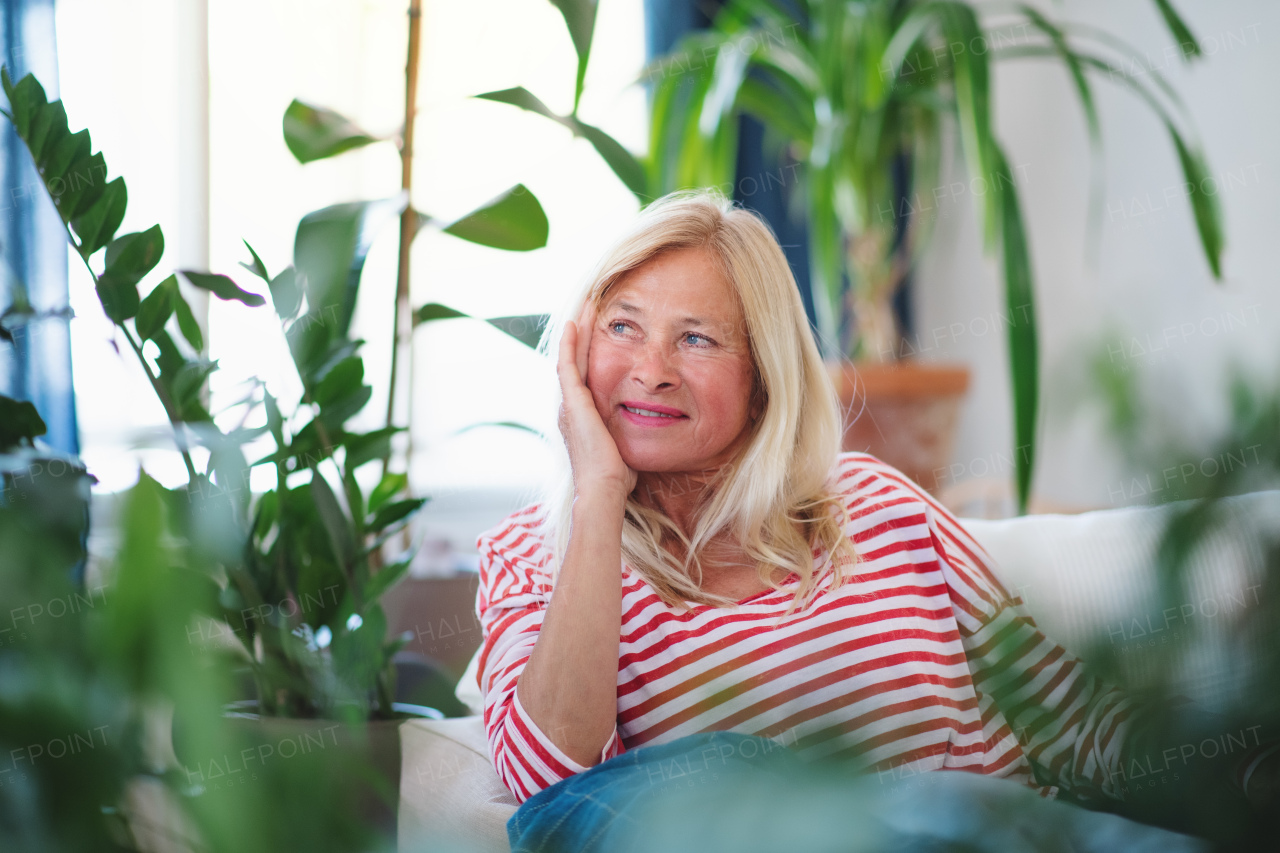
635, 0, 1223, 510
0, 392, 403, 851
0, 57, 529, 836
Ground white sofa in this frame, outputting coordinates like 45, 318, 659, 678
397, 491, 1279, 853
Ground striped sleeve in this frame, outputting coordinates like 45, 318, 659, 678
920, 497, 1136, 800
475, 508, 625, 803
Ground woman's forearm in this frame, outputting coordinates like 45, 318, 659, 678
515, 486, 627, 766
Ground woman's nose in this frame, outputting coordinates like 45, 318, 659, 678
630, 339, 679, 390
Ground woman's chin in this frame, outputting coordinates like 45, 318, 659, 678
618, 449, 689, 476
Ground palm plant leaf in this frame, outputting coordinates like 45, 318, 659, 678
990, 143, 1038, 512
996, 44, 1224, 279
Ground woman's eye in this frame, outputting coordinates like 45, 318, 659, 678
609, 321, 629, 334
684, 333, 711, 346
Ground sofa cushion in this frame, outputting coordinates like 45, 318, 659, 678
962, 490, 1277, 710
397, 717, 516, 853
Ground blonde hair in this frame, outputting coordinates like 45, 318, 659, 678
538, 189, 856, 616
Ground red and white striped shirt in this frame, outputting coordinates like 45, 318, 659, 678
475, 453, 1133, 804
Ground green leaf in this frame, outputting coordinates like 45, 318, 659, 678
368, 497, 427, 534
151, 329, 213, 422
263, 390, 285, 449
2, 68, 47, 138
414, 302, 468, 325
268, 266, 303, 320
736, 76, 812, 146
251, 417, 339, 469
574, 121, 648, 199
1166, 122, 1224, 280
240, 240, 270, 281
476, 86, 566, 124
41, 126, 89, 188
362, 557, 412, 608
54, 151, 107, 221
97, 226, 164, 323
322, 387, 372, 431
283, 99, 380, 164
486, 313, 548, 349
314, 354, 366, 408
939, 5, 996, 248
1152, 0, 1201, 59
455, 420, 544, 439
0, 394, 47, 449
330, 600, 388, 697
344, 426, 400, 471
178, 270, 266, 307
547, 0, 599, 111
294, 196, 406, 338
310, 468, 356, 569
70, 177, 127, 259
368, 472, 408, 516
27, 98, 64, 164
173, 287, 204, 351
136, 275, 176, 341
441, 184, 549, 251
253, 488, 280, 541
991, 143, 1038, 515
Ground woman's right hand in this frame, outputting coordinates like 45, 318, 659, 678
557, 301, 637, 500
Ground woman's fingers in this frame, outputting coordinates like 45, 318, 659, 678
556, 300, 635, 495
558, 318, 580, 385
575, 301, 595, 383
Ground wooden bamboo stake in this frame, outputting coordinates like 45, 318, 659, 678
384, 0, 423, 478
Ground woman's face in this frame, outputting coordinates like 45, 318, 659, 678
587, 246, 759, 477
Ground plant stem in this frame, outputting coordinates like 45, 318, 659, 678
383, 0, 423, 477
57, 220, 200, 484
119, 326, 200, 484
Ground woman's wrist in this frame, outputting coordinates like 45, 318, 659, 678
573, 480, 632, 510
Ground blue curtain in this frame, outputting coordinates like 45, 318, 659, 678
0, 0, 77, 456
641, 0, 915, 345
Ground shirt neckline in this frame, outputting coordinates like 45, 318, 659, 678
623, 544, 832, 609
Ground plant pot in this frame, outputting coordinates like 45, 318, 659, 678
830, 360, 970, 495
172, 705, 434, 846
230, 714, 404, 836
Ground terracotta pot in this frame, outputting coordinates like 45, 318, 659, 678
829, 360, 970, 495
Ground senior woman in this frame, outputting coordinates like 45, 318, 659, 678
473, 191, 1260, 850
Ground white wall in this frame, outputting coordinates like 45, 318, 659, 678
913, 0, 1280, 512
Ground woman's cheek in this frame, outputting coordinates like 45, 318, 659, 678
585, 349, 618, 416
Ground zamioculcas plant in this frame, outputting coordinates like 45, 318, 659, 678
1, 65, 428, 722
639, 0, 1224, 512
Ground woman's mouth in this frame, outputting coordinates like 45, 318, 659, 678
618, 402, 687, 426
623, 405, 676, 418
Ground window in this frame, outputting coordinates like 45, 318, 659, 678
59, 0, 646, 496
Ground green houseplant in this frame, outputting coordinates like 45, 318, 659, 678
639, 0, 1224, 512
0, 61, 447, 844
0, 0, 578, 824
0, 64, 428, 725
0, 394, 395, 852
